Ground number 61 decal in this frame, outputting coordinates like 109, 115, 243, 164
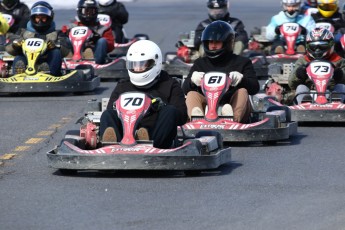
204, 72, 227, 87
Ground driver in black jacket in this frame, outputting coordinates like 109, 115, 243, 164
0, 0, 30, 35
194, 0, 248, 55
100, 40, 188, 149
183, 21, 259, 123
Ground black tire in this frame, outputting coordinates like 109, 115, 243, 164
195, 130, 223, 149
76, 64, 95, 80
266, 105, 291, 122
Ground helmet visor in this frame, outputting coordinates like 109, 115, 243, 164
127, 59, 155, 73
208, 8, 227, 20
283, 3, 301, 11
307, 41, 331, 51
81, 7, 97, 17
318, 3, 337, 11
31, 6, 52, 17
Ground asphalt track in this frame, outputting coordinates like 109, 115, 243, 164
1, 1, 345, 229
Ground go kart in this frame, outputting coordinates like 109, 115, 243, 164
0, 38, 99, 93
63, 14, 149, 80
246, 23, 305, 79
264, 60, 345, 122
162, 30, 196, 79
47, 92, 231, 175
181, 72, 298, 143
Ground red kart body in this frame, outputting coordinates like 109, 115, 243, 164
265, 60, 345, 122
181, 72, 297, 142
47, 92, 231, 174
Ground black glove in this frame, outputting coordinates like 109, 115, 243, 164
275, 26, 281, 35
12, 38, 24, 49
296, 66, 308, 80
333, 68, 344, 81
151, 97, 166, 112
47, 40, 56, 49
300, 25, 307, 35
84, 39, 95, 48
91, 32, 101, 43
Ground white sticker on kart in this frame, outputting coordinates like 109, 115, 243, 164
97, 14, 111, 25
204, 72, 227, 87
120, 93, 146, 110
70, 27, 89, 37
309, 62, 332, 75
25, 38, 44, 48
2, 14, 13, 23
316, 22, 333, 32
282, 23, 299, 33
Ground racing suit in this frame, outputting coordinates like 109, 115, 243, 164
0, 2, 30, 35
182, 52, 259, 123
98, 0, 128, 43
5, 21, 71, 76
100, 71, 188, 149
266, 11, 315, 54
288, 53, 345, 103
194, 13, 249, 55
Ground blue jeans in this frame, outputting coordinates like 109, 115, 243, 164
13, 48, 62, 76
93, 38, 108, 64
296, 84, 345, 104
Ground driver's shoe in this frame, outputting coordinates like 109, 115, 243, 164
274, 46, 284, 54
37, 63, 50, 73
221, 104, 233, 116
191, 107, 204, 116
102, 127, 117, 142
297, 45, 306, 53
14, 60, 25, 74
136, 127, 149, 141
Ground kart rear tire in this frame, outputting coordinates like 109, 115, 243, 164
76, 64, 95, 81
195, 130, 223, 149
266, 105, 291, 122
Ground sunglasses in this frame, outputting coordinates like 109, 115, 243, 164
307, 42, 331, 51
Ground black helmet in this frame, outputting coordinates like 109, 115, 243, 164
202, 20, 235, 59
207, 0, 229, 20
207, 0, 228, 8
306, 27, 334, 59
1, 0, 19, 10
30, 1, 54, 32
77, 0, 99, 25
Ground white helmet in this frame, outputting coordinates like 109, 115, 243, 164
282, 0, 302, 18
98, 0, 114, 6
126, 40, 162, 87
